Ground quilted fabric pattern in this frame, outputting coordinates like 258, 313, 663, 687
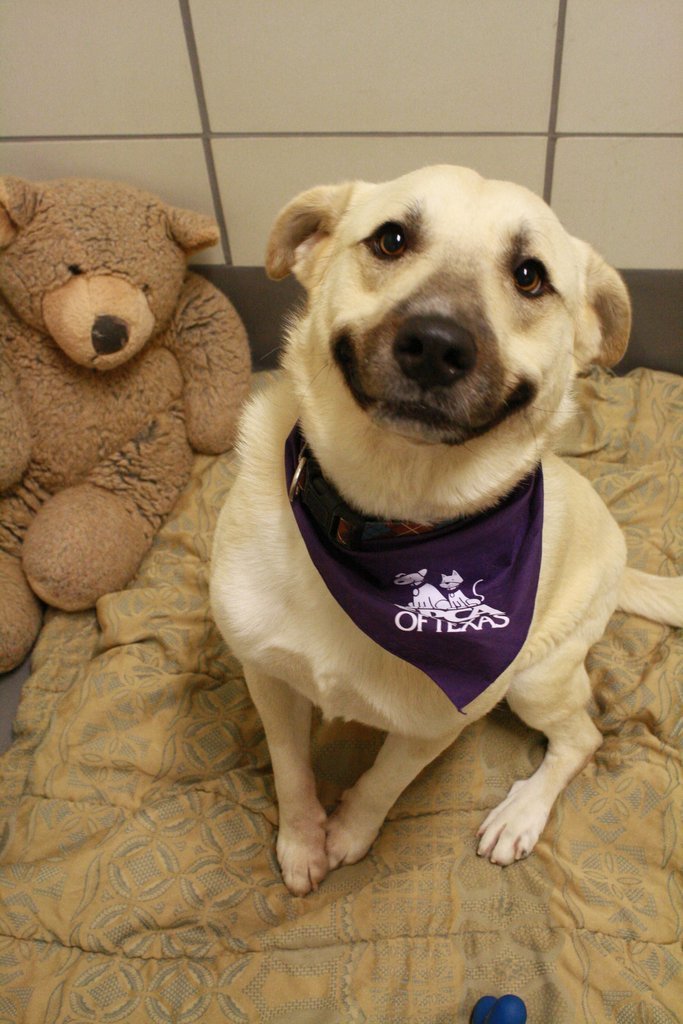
0, 368, 680, 1023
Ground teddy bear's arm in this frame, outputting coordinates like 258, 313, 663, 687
22, 401, 194, 611
165, 272, 251, 454
0, 356, 32, 489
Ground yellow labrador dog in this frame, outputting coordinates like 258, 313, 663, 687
210, 165, 682, 896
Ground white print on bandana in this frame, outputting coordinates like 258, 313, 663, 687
393, 568, 510, 633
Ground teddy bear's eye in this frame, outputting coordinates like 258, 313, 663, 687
68, 264, 84, 276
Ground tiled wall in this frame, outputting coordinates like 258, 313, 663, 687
1, 0, 682, 270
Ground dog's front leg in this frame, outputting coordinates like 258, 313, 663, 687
325, 729, 462, 871
243, 662, 328, 896
477, 661, 602, 865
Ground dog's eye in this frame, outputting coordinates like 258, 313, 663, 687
68, 264, 84, 276
371, 222, 408, 259
513, 259, 549, 297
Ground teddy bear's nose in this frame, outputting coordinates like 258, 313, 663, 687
92, 315, 129, 355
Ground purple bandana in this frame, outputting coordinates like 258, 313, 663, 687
285, 427, 543, 711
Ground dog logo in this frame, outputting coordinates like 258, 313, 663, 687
393, 568, 509, 633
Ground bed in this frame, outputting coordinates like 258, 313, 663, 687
0, 365, 680, 1023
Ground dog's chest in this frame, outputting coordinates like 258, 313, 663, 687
240, 548, 472, 736
273, 650, 381, 725
257, 631, 461, 734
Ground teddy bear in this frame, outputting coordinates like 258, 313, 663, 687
0, 175, 251, 673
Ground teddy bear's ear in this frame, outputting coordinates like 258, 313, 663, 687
166, 206, 220, 255
0, 176, 40, 247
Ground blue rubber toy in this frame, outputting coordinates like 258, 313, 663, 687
471, 994, 527, 1024
471, 996, 497, 1023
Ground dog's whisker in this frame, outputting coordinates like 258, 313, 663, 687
257, 345, 282, 364
303, 359, 333, 396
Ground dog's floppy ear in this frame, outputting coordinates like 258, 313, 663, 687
265, 182, 355, 286
573, 239, 631, 369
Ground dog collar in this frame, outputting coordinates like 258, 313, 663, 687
285, 424, 544, 711
287, 429, 460, 549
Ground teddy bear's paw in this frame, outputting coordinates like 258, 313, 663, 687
0, 552, 43, 673
23, 484, 150, 611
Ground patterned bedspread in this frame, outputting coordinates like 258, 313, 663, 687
0, 368, 680, 1023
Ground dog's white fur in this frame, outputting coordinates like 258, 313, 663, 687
211, 166, 682, 896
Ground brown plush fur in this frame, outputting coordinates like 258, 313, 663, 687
0, 176, 251, 672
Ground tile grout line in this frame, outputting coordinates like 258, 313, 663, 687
3, 132, 681, 143
178, 0, 233, 265
543, 0, 569, 204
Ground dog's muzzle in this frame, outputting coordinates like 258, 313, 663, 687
393, 314, 476, 389
333, 310, 535, 445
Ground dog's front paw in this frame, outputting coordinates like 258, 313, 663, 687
476, 779, 550, 866
277, 818, 328, 896
325, 800, 381, 871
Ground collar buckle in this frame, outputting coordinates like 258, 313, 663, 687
288, 453, 307, 502
300, 456, 367, 548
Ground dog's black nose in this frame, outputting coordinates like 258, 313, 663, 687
393, 315, 476, 389
92, 315, 129, 355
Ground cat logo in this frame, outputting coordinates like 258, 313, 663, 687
393, 568, 509, 633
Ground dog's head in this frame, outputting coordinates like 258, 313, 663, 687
266, 165, 630, 515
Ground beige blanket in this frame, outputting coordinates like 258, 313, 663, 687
0, 367, 681, 1023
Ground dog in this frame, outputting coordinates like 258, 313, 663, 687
210, 165, 682, 896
